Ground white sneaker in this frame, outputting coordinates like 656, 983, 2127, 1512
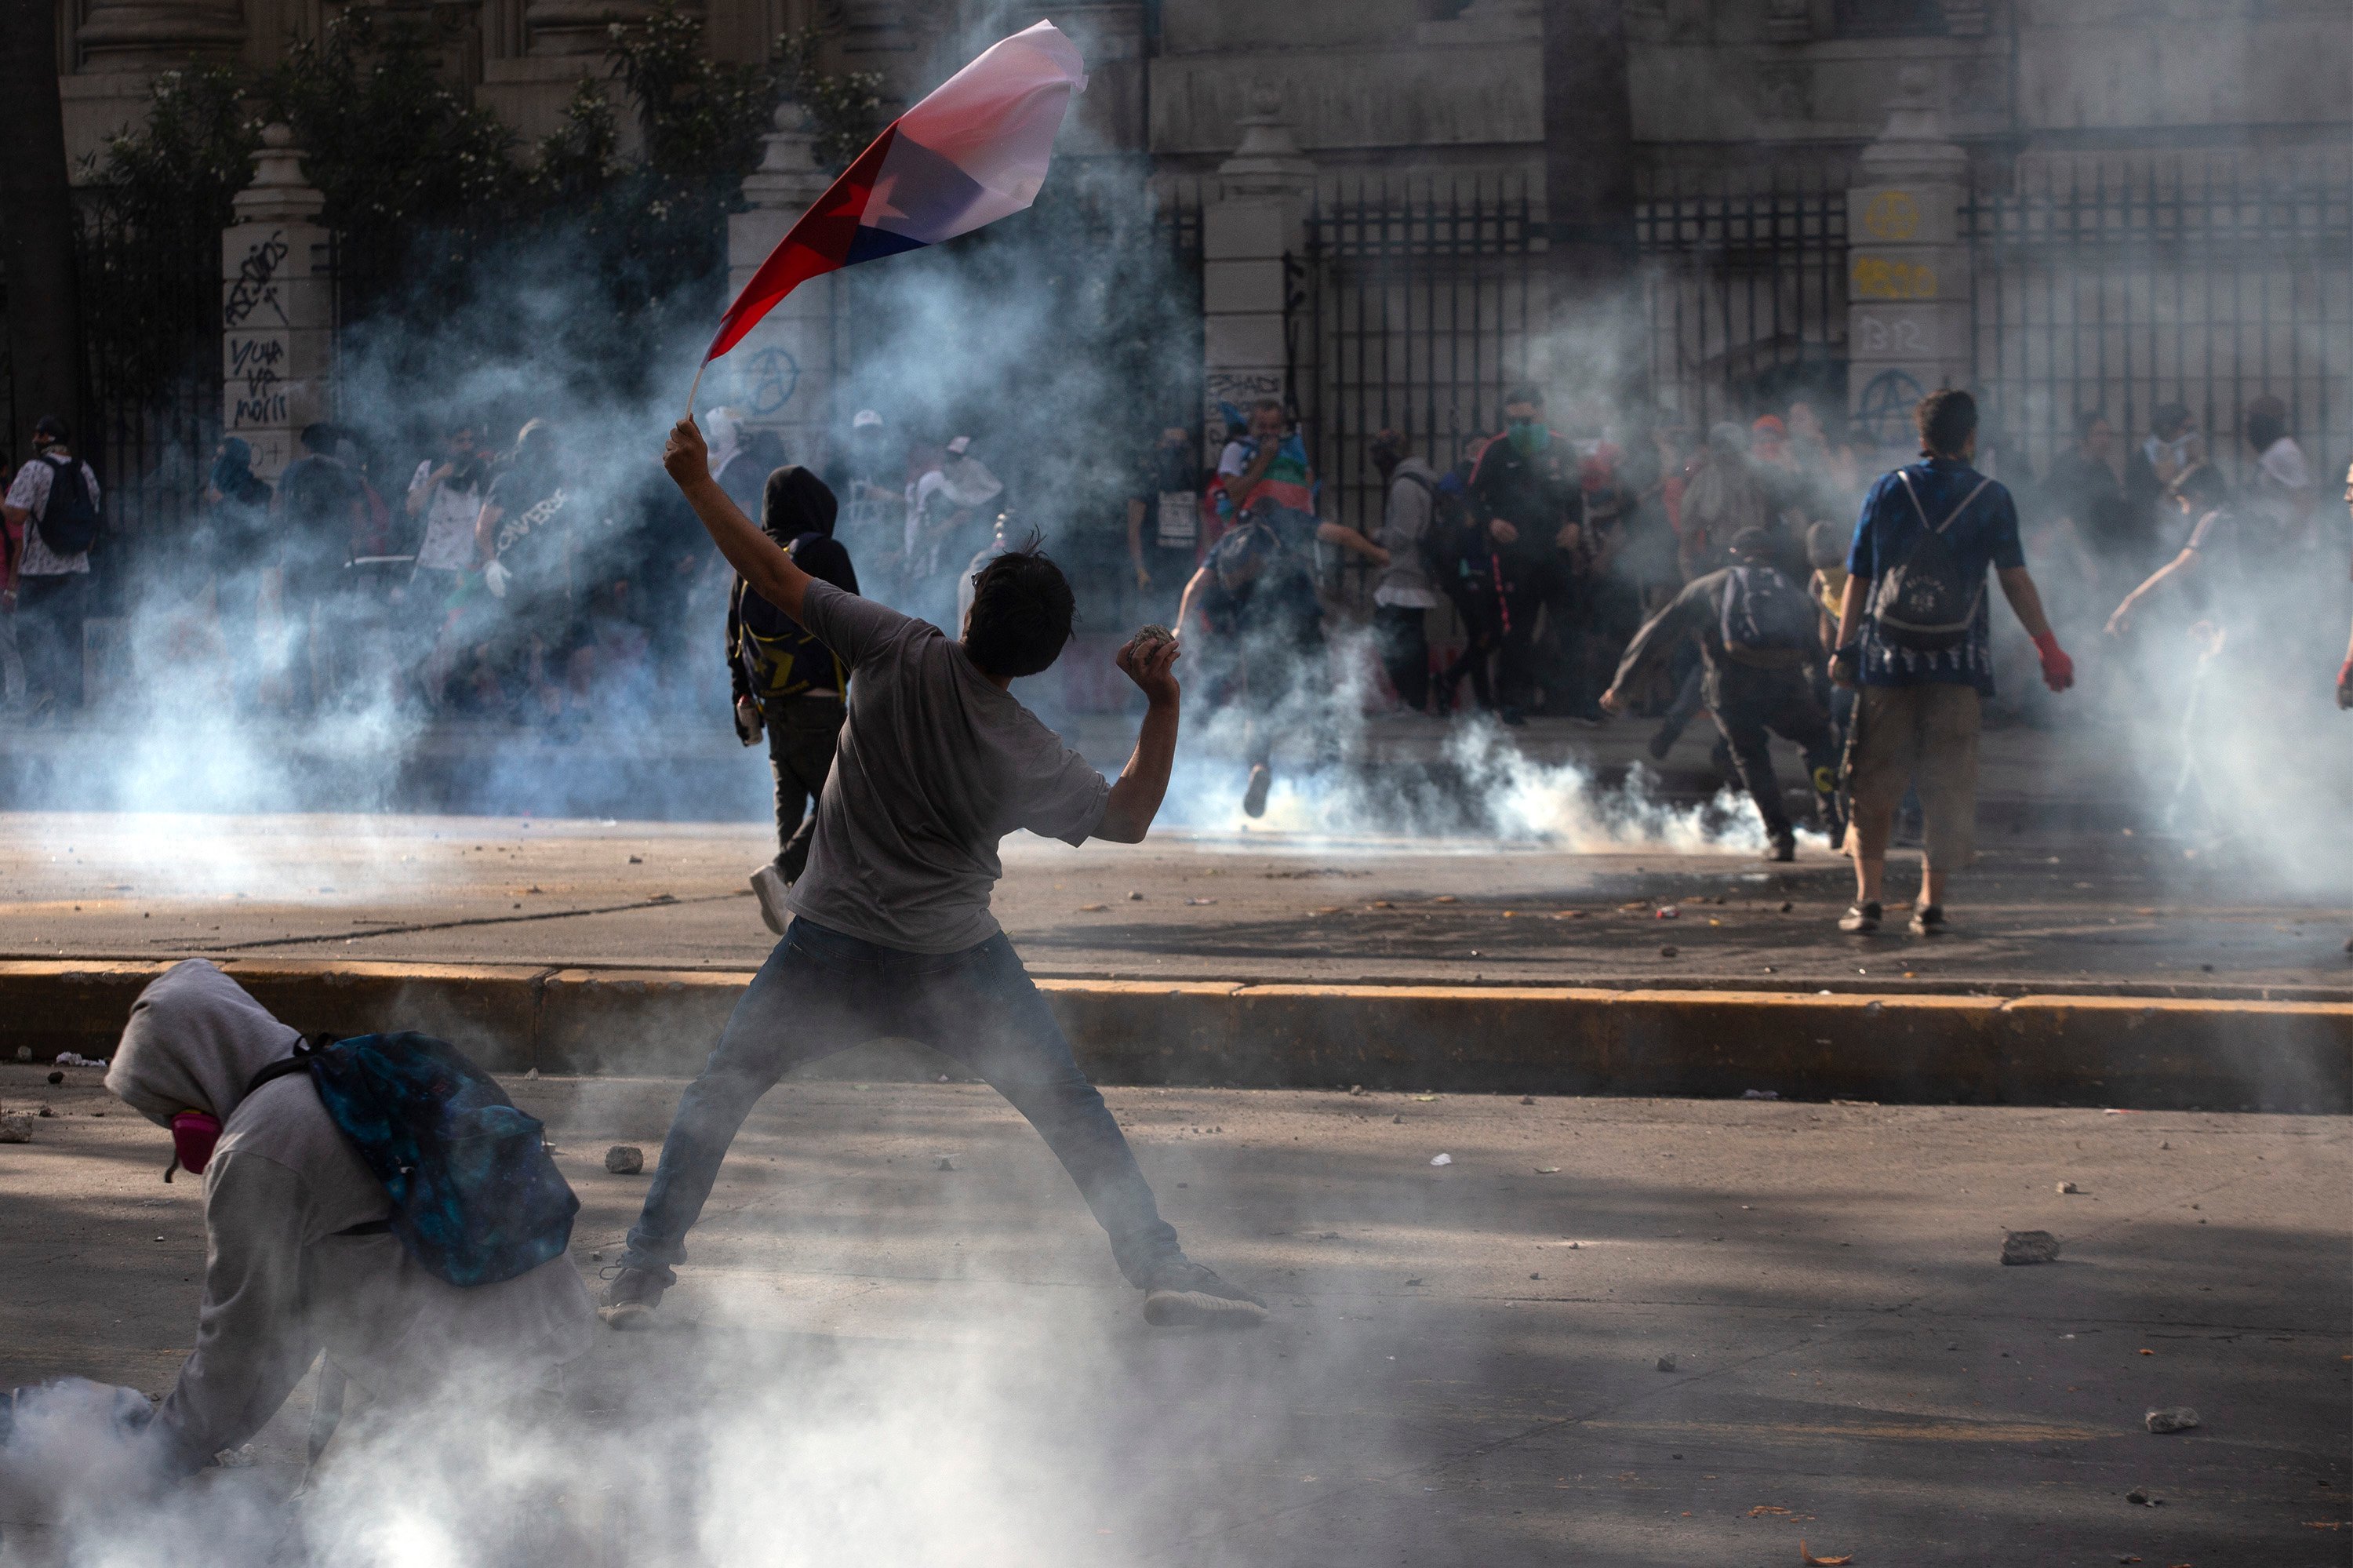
748, 864, 791, 934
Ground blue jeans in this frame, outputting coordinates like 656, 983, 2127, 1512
622, 919, 1182, 1287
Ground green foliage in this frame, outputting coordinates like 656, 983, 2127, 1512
85, 64, 259, 237
773, 29, 888, 172
78, 67, 260, 412
258, 9, 520, 264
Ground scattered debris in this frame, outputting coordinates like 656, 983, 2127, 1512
1519, 1095, 1536, 1105
1660, 944, 1679, 958
1185, 897, 1217, 906
0, 1112, 34, 1144
214, 1443, 256, 1468
1078, 903, 1107, 912
54, 1052, 104, 1068
935, 1155, 958, 1171
1348, 1084, 1366, 1096
2002, 1230, 2061, 1265
1743, 1089, 1780, 1101
38, 1106, 53, 1117
1534, 1165, 1560, 1173
1655, 1355, 1678, 1373
47, 1071, 64, 1086
2125, 1489, 2164, 1506
1392, 1114, 1405, 1124
1655, 907, 1680, 920
524, 1068, 540, 1079
1779, 900, 1794, 913
1529, 1272, 1540, 1281
2057, 1181, 2078, 1194
1429, 1153, 1453, 1166
1800, 1544, 1853, 1566
1413, 1094, 1438, 1102
11, 1046, 26, 1062
603, 1145, 645, 1175
627, 855, 642, 864
1404, 1277, 1423, 1286
1126, 890, 1144, 901
2144, 1407, 2200, 1434
1432, 895, 1457, 904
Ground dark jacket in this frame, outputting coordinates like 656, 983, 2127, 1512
726, 466, 859, 708
1467, 431, 1582, 563
1611, 565, 1821, 710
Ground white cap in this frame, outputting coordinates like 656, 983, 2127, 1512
946, 435, 973, 456
852, 409, 882, 429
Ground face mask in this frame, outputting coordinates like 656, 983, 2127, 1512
167, 1110, 223, 1181
1507, 419, 1548, 456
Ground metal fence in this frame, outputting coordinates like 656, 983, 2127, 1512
1294, 176, 1545, 540
74, 191, 223, 582
1964, 155, 2353, 486
1637, 185, 1848, 436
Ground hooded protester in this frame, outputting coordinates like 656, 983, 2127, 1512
731, 466, 861, 933
89, 960, 592, 1480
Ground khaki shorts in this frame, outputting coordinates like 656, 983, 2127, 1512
1846, 682, 1983, 871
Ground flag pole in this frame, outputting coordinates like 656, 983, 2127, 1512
682, 360, 709, 423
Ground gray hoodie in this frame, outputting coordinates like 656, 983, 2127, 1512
1373, 456, 1442, 608
106, 961, 593, 1474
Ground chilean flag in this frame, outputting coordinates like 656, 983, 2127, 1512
704, 20, 1087, 365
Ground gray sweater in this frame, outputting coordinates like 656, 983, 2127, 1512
106, 961, 593, 1475
1373, 457, 1441, 607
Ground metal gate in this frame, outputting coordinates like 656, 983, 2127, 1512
1965, 153, 2353, 484
75, 191, 223, 584
1638, 184, 1849, 437
1294, 175, 1544, 540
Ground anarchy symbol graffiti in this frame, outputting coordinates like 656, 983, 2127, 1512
1855, 368, 1926, 448
745, 347, 800, 417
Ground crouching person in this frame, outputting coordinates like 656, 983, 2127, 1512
83, 959, 591, 1482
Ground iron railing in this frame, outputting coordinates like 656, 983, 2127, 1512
1964, 153, 2353, 486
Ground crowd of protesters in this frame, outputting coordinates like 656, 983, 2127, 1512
0, 383, 2342, 928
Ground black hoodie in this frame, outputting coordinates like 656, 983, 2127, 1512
727, 465, 860, 704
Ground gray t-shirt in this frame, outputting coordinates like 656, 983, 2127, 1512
787, 581, 1110, 952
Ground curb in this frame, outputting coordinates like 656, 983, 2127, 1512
3, 959, 2345, 1112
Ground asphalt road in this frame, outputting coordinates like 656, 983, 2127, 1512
1, 1066, 2344, 1565
2, 811, 2348, 997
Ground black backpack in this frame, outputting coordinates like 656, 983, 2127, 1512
246, 1031, 578, 1287
733, 536, 849, 699
1871, 471, 1993, 651
34, 455, 100, 556
1718, 563, 1814, 665
1398, 471, 1475, 583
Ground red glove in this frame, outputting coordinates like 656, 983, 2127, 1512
2032, 631, 2075, 693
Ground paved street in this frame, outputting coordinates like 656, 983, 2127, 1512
3, 807, 2348, 996
1, 1064, 2344, 1564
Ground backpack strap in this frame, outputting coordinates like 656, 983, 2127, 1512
243, 1033, 331, 1098
1895, 470, 1994, 536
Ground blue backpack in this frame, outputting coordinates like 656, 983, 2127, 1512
246, 1032, 578, 1287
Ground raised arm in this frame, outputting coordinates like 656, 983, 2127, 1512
1095, 634, 1182, 843
664, 418, 811, 620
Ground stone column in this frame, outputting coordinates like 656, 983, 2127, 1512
722, 105, 838, 465
1845, 66, 1970, 465
221, 126, 334, 485
1201, 87, 1313, 438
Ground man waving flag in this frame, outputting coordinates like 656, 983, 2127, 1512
703, 20, 1087, 368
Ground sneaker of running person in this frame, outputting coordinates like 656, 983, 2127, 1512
748, 864, 791, 935
1142, 1257, 1268, 1329
1838, 900, 1882, 934
1767, 828, 1797, 862
1909, 903, 1946, 937
598, 1266, 666, 1330
1242, 763, 1272, 819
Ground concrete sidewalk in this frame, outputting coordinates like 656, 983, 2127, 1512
1, 1068, 2344, 1565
